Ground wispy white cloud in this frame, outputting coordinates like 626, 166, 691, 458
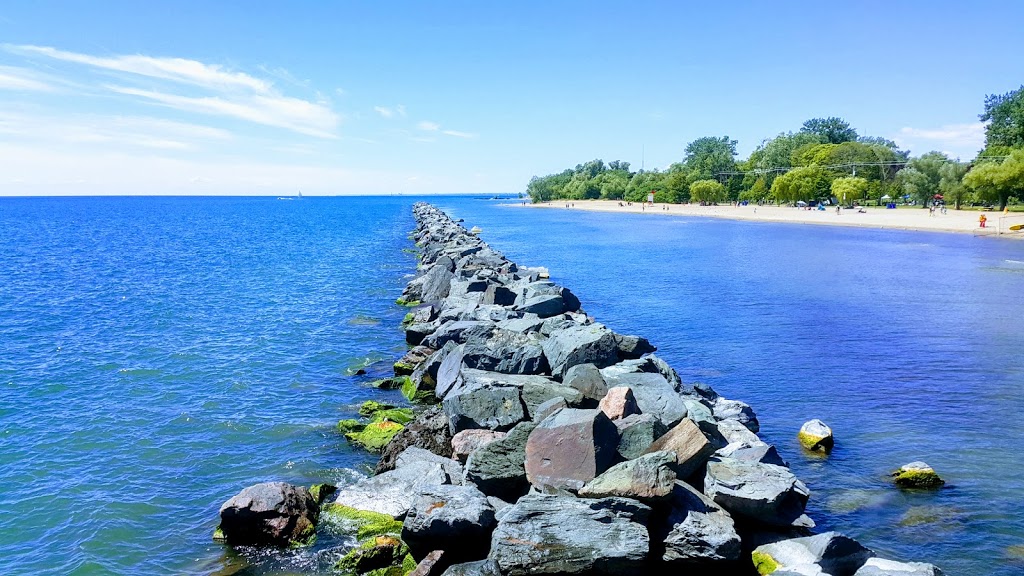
417, 120, 441, 131
894, 122, 986, 159
442, 129, 476, 139
0, 110, 231, 151
374, 104, 407, 118
0, 65, 56, 92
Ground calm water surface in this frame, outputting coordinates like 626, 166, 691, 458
1, 196, 1022, 575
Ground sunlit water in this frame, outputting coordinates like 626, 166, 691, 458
1, 196, 1022, 575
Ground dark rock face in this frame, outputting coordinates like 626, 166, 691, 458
217, 482, 319, 546
377, 406, 454, 474
613, 333, 656, 359
578, 450, 677, 502
402, 485, 497, 563
489, 494, 651, 575
659, 482, 741, 565
440, 559, 501, 576
541, 325, 620, 378
464, 421, 536, 501
615, 413, 667, 461
461, 330, 549, 375
524, 408, 619, 492
443, 383, 526, 434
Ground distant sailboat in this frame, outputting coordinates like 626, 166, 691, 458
277, 190, 302, 200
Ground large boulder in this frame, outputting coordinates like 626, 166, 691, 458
525, 408, 619, 492
704, 458, 810, 527
712, 397, 760, 433
443, 382, 526, 434
434, 344, 466, 400
578, 450, 677, 502
464, 421, 536, 501
612, 333, 656, 359
598, 386, 640, 421
854, 558, 945, 576
562, 363, 608, 406
660, 481, 741, 565
542, 325, 620, 378
520, 379, 584, 416
517, 294, 565, 317
410, 341, 459, 396
423, 320, 496, 349
396, 447, 464, 485
798, 419, 834, 452
489, 494, 651, 575
420, 262, 455, 303
615, 413, 667, 461
216, 482, 319, 546
643, 418, 715, 480
752, 532, 875, 576
335, 461, 452, 519
452, 429, 506, 463
462, 330, 549, 375
715, 441, 788, 467
377, 405, 454, 474
600, 369, 688, 428
441, 559, 502, 576
403, 485, 498, 563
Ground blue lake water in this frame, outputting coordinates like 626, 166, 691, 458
1, 196, 1022, 575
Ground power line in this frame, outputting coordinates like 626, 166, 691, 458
715, 156, 1012, 178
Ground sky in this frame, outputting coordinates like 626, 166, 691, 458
1, 1, 1023, 196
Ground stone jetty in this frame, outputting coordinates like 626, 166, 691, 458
217, 202, 945, 576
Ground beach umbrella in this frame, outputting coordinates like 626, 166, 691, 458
933, 194, 944, 199
796, 201, 807, 207
881, 194, 892, 200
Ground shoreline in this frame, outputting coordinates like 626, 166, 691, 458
516, 200, 1024, 238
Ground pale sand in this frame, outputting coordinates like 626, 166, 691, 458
518, 200, 1024, 237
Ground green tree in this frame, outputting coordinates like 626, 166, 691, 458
689, 179, 726, 204
770, 166, 830, 204
662, 165, 690, 203
800, 117, 859, 144
963, 149, 1024, 210
899, 151, 949, 207
749, 132, 825, 190
625, 171, 668, 203
831, 176, 869, 204
595, 171, 629, 200
939, 161, 972, 210
684, 136, 738, 181
739, 177, 769, 203
980, 85, 1024, 149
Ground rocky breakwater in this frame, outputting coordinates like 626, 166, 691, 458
216, 202, 945, 576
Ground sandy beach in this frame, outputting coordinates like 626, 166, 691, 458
520, 200, 1024, 238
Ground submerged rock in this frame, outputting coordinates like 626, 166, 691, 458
752, 531, 874, 576
216, 482, 319, 547
892, 462, 944, 489
798, 419, 834, 452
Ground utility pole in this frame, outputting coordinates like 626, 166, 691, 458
641, 144, 645, 172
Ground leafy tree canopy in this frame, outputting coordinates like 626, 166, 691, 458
831, 176, 869, 203
770, 166, 831, 204
689, 179, 727, 203
980, 85, 1024, 149
800, 117, 859, 144
963, 149, 1024, 209
684, 136, 737, 181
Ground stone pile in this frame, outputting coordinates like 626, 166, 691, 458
216, 202, 944, 576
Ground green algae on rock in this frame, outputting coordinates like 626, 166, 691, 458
370, 408, 415, 425
309, 483, 338, 505
401, 377, 436, 404
752, 550, 779, 575
335, 535, 409, 574
892, 461, 944, 489
395, 298, 421, 307
797, 419, 834, 453
346, 420, 405, 453
359, 400, 396, 417
393, 361, 417, 375
337, 419, 366, 434
322, 503, 403, 540
370, 376, 411, 390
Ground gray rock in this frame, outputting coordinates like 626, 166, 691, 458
464, 421, 536, 501
712, 397, 760, 433
452, 429, 507, 463
517, 294, 565, 317
407, 320, 442, 346
521, 379, 584, 417
601, 370, 688, 428
434, 344, 466, 400
402, 484, 497, 563
578, 450, 677, 501
854, 558, 945, 576
440, 559, 502, 576
462, 330, 549, 375
411, 341, 458, 394
496, 314, 546, 335
216, 482, 319, 546
715, 441, 788, 467
443, 383, 526, 434
489, 494, 651, 575
377, 405, 454, 474
661, 481, 741, 564
714, 418, 761, 445
420, 261, 455, 303
704, 458, 810, 527
613, 333, 656, 359
531, 397, 566, 423
396, 447, 465, 486
753, 532, 875, 576
798, 419, 834, 452
481, 284, 517, 307
542, 325, 620, 378
525, 408, 619, 492
423, 320, 496, 349
614, 413, 667, 461
335, 461, 451, 519
644, 418, 715, 480
562, 363, 608, 405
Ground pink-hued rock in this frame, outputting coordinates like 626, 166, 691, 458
451, 429, 507, 463
643, 418, 715, 479
408, 550, 444, 576
598, 386, 640, 421
524, 408, 619, 492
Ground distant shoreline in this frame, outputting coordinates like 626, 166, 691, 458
516, 200, 1024, 238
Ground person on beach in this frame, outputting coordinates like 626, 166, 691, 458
980, 213, 987, 228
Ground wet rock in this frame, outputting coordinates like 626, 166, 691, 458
660, 481, 742, 565
377, 405, 454, 474
615, 413, 667, 461
892, 462, 944, 489
489, 494, 650, 575
396, 345, 436, 376
854, 558, 945, 575
704, 458, 810, 527
643, 418, 715, 480
578, 450, 676, 502
335, 461, 451, 519
598, 386, 640, 421
542, 325, 620, 378
452, 429, 506, 463
346, 420, 405, 453
752, 531, 874, 576
216, 482, 319, 546
525, 408, 619, 492
799, 419, 834, 452
464, 421, 536, 501
403, 485, 497, 563
336, 535, 410, 574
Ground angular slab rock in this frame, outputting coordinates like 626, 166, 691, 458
216, 482, 319, 546
402, 484, 497, 563
615, 413, 667, 461
423, 320, 496, 350
441, 559, 502, 576
452, 429, 506, 463
464, 421, 536, 501
562, 363, 608, 406
753, 531, 875, 576
420, 262, 455, 303
396, 446, 465, 486
531, 397, 566, 423
443, 383, 526, 434
704, 458, 810, 527
598, 386, 640, 421
525, 408, 619, 492
411, 341, 458, 394
462, 330, 549, 375
715, 441, 788, 467
377, 405, 454, 474
643, 418, 715, 480
335, 460, 451, 519
517, 294, 565, 317
578, 450, 677, 502
434, 344, 466, 400
854, 558, 945, 576
409, 550, 446, 576
489, 494, 651, 575
600, 369, 688, 428
660, 481, 742, 565
713, 397, 760, 433
613, 333, 657, 359
542, 325, 620, 378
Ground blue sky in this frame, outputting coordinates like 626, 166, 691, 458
1, 1, 1022, 195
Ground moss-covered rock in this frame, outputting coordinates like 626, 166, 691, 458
359, 400, 397, 417
392, 361, 417, 376
401, 377, 436, 404
336, 535, 408, 574
752, 550, 779, 575
370, 408, 415, 425
401, 312, 415, 325
370, 376, 410, 390
798, 419, 834, 452
322, 503, 404, 540
309, 483, 337, 505
346, 420, 405, 453
212, 526, 226, 542
395, 298, 421, 307
892, 461, 944, 489
337, 419, 366, 434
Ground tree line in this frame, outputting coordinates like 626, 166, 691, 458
526, 87, 1024, 210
